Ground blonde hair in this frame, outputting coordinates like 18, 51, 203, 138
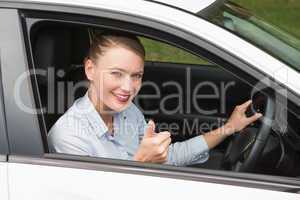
86, 31, 145, 63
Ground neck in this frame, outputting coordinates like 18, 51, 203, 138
88, 88, 114, 132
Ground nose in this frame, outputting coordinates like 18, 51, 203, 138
120, 75, 132, 93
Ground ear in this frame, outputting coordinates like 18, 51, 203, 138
84, 58, 95, 81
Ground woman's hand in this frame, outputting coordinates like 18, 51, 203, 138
225, 100, 263, 135
134, 120, 171, 163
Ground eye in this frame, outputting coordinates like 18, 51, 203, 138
111, 71, 122, 78
132, 73, 143, 80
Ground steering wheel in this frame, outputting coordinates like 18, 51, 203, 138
223, 89, 275, 172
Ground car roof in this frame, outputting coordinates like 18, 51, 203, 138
148, 0, 217, 13
0, 0, 218, 13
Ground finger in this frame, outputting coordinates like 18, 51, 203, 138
162, 147, 169, 158
144, 120, 155, 138
155, 156, 168, 163
239, 100, 252, 111
153, 158, 167, 164
153, 138, 170, 159
154, 147, 169, 162
154, 132, 171, 144
161, 137, 171, 149
159, 131, 171, 137
247, 112, 263, 124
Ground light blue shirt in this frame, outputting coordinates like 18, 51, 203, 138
48, 92, 209, 166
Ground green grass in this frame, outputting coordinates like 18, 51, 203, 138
234, 0, 300, 38
143, 0, 300, 62
140, 37, 209, 64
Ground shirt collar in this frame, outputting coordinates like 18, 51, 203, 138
74, 92, 109, 138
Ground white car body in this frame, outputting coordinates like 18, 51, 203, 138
0, 161, 8, 200
8, 162, 300, 199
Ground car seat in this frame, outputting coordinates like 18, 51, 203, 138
32, 23, 90, 131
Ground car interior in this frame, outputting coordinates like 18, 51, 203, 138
29, 21, 300, 177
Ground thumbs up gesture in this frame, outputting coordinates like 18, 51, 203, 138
143, 120, 156, 138
134, 120, 171, 163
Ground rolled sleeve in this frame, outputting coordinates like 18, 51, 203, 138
166, 135, 209, 166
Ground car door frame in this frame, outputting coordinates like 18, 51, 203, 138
0, 3, 300, 195
0, 44, 9, 200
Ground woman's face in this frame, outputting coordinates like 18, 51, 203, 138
85, 46, 144, 113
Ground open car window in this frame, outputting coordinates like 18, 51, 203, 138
140, 37, 210, 65
18, 9, 300, 182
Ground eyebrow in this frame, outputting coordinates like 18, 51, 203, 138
108, 67, 144, 74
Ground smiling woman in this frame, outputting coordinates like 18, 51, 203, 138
84, 32, 145, 114
47, 31, 212, 165
46, 29, 262, 166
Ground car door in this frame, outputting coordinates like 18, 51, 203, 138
0, 2, 300, 199
0, 48, 9, 200
7, 154, 300, 200
0, 155, 8, 200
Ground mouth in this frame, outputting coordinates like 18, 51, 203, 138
112, 93, 131, 103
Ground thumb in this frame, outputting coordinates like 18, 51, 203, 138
144, 120, 155, 138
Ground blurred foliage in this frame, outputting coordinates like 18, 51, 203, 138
142, 0, 300, 63
234, 0, 300, 38
140, 37, 208, 64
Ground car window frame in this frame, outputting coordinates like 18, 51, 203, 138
0, 8, 45, 156
21, 9, 264, 154
1, 4, 299, 193
0, 42, 9, 156
20, 8, 300, 150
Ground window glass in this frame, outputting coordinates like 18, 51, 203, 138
140, 37, 210, 65
201, 2, 300, 72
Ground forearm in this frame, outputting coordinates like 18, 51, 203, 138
203, 124, 234, 149
165, 125, 234, 166
166, 135, 209, 166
